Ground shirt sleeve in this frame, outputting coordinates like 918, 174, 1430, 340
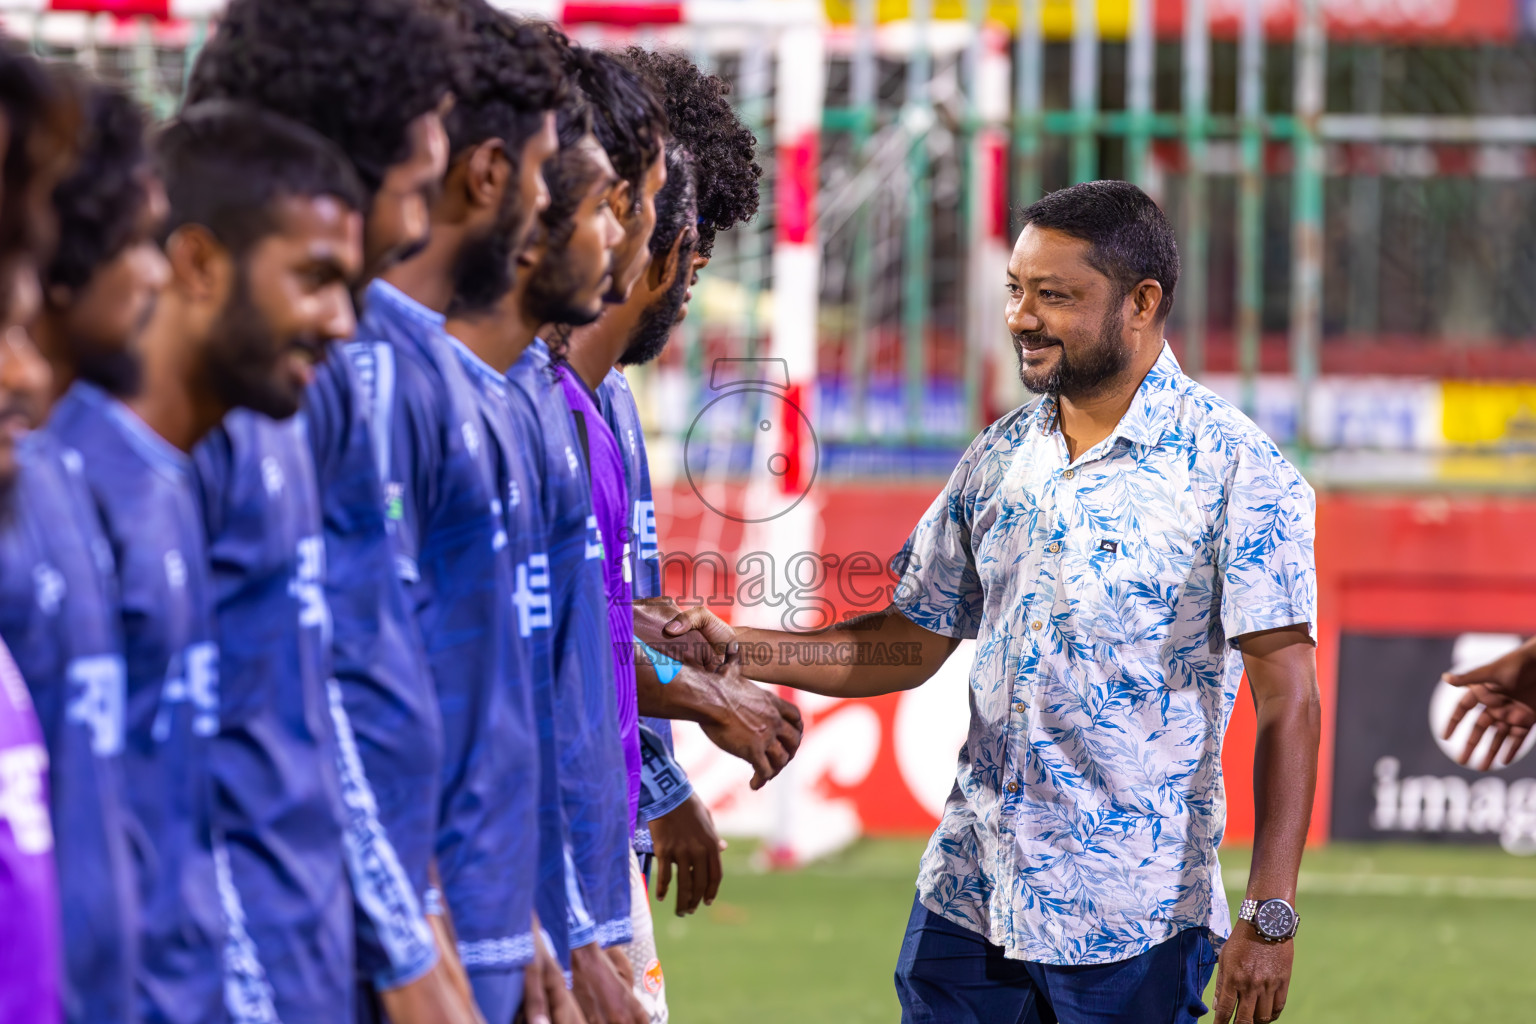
1215, 434, 1318, 646
636, 722, 692, 826
890, 427, 995, 640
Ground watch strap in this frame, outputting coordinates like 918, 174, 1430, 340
1239, 898, 1258, 923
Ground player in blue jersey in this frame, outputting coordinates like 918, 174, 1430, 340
445, 42, 646, 1020
0, 58, 145, 1024
0, 386, 136, 1024
546, 58, 680, 1020
158, 104, 368, 1024
183, 3, 478, 1021
346, 6, 575, 1020
30, 81, 237, 1024
0, 51, 79, 1024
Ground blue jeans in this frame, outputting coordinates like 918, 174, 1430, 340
895, 895, 1219, 1024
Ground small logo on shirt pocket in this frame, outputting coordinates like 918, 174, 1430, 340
1097, 539, 1120, 555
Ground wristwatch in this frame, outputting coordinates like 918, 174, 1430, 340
1239, 898, 1300, 943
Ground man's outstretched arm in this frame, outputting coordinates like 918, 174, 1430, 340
661, 604, 962, 699
1212, 623, 1320, 1024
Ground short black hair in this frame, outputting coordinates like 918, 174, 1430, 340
617, 47, 759, 258
156, 101, 365, 258
46, 81, 151, 295
651, 141, 696, 261
433, 3, 567, 159
1019, 180, 1180, 323
569, 48, 665, 214
184, 0, 458, 194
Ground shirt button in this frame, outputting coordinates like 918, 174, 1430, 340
1013, 701, 1026, 714
1031, 620, 1043, 631
1047, 542, 1061, 554
1063, 469, 1075, 480
1006, 781, 1020, 793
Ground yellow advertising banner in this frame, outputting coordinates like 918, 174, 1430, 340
822, 0, 1134, 38
1441, 382, 1536, 447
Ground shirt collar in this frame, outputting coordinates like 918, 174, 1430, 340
1111, 343, 1183, 448
1027, 342, 1183, 449
444, 330, 507, 395
71, 380, 191, 477
364, 279, 446, 331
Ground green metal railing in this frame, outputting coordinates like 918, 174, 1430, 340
812, 0, 1333, 456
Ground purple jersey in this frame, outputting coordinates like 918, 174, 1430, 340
0, 636, 61, 1024
558, 372, 638, 834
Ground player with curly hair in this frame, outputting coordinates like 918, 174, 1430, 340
615, 46, 761, 261
446, 31, 643, 1021
347, 3, 581, 1021
185, 0, 457, 279
0, 47, 113, 1024
29, 84, 200, 1024
34, 81, 166, 401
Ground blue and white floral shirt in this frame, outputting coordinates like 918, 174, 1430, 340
894, 344, 1316, 966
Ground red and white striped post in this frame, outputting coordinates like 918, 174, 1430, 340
970, 24, 1015, 424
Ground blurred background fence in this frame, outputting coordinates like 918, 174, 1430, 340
17, 1, 1536, 477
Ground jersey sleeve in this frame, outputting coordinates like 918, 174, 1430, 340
314, 350, 444, 990
635, 722, 692, 828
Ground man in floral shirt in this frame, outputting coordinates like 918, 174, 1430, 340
669, 180, 1319, 1024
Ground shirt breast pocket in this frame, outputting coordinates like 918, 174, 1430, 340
1088, 530, 1201, 653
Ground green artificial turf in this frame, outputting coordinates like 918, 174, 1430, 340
653, 838, 1536, 1023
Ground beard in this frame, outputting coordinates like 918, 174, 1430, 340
68, 293, 157, 398
73, 339, 143, 398
205, 271, 314, 420
523, 247, 606, 329
618, 249, 691, 367
448, 190, 525, 317
1014, 305, 1131, 401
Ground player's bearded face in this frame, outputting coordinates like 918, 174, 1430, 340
619, 231, 695, 367
449, 183, 522, 315
364, 109, 449, 280
523, 149, 623, 327
205, 197, 360, 420
205, 265, 311, 420
59, 180, 170, 398
0, 324, 48, 519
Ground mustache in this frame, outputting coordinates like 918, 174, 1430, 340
1012, 330, 1063, 347
0, 397, 35, 433
289, 334, 328, 359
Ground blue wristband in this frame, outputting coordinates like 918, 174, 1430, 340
637, 638, 682, 684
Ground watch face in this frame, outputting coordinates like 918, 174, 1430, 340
1255, 900, 1295, 939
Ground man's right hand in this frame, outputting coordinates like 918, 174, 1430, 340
378, 959, 483, 1024
570, 942, 646, 1024
636, 608, 804, 789
1442, 637, 1536, 770
694, 658, 802, 789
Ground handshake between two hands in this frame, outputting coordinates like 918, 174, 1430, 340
638, 601, 804, 792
